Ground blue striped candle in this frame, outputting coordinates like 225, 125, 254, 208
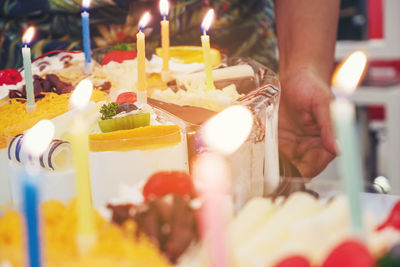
22, 168, 42, 267
81, 1, 92, 74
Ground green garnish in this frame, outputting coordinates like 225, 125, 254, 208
110, 43, 135, 51
100, 102, 120, 120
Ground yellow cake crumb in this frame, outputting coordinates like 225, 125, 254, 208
0, 200, 170, 267
0, 90, 108, 149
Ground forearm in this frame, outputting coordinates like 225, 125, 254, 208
275, 0, 340, 83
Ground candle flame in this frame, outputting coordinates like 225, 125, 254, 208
202, 105, 253, 155
82, 0, 91, 9
22, 26, 36, 44
70, 79, 93, 109
201, 9, 214, 34
159, 0, 169, 17
332, 50, 367, 95
138, 12, 151, 31
24, 120, 55, 156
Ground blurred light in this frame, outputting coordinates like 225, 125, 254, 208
24, 120, 55, 157
201, 9, 214, 33
202, 105, 253, 155
332, 50, 367, 95
69, 79, 93, 110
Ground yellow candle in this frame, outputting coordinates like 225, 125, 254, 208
161, 18, 170, 71
159, 0, 170, 71
137, 30, 146, 92
136, 12, 151, 104
201, 9, 215, 90
69, 79, 96, 253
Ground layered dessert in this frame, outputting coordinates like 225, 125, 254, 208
88, 92, 189, 208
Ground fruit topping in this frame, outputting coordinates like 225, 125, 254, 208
117, 102, 138, 113
322, 240, 374, 267
98, 112, 150, 133
274, 255, 311, 267
155, 46, 221, 66
116, 92, 137, 104
98, 102, 149, 133
143, 171, 194, 201
377, 201, 400, 231
89, 125, 181, 152
0, 69, 22, 85
101, 50, 137, 65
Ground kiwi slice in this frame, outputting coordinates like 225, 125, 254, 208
99, 112, 150, 133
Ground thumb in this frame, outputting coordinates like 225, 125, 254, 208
313, 100, 338, 156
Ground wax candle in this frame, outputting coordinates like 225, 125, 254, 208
69, 79, 96, 253
22, 120, 55, 267
201, 9, 216, 90
193, 153, 230, 267
81, 0, 92, 74
21, 26, 36, 112
331, 51, 367, 237
136, 12, 151, 104
160, 0, 170, 71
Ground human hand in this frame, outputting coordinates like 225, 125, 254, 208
278, 67, 337, 178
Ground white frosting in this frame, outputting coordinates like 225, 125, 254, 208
151, 84, 242, 112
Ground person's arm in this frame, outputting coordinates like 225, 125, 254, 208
275, 0, 340, 177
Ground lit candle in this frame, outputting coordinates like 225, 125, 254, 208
136, 12, 151, 104
201, 9, 216, 90
69, 79, 96, 253
21, 26, 36, 112
193, 152, 231, 267
331, 51, 368, 237
195, 105, 253, 266
81, 0, 92, 74
159, 0, 170, 71
22, 120, 55, 267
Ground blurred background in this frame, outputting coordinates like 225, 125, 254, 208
315, 0, 400, 195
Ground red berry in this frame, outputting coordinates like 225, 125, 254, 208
101, 50, 137, 65
143, 171, 194, 201
377, 201, 400, 231
0, 69, 22, 85
322, 240, 374, 267
274, 255, 311, 267
116, 92, 137, 104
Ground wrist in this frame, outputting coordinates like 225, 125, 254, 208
279, 63, 332, 87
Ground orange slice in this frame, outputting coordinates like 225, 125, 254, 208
89, 125, 181, 152
155, 46, 221, 66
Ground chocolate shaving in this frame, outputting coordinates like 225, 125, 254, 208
107, 195, 198, 263
9, 73, 74, 100
95, 81, 111, 93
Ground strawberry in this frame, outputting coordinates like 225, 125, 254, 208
0, 69, 22, 85
143, 171, 194, 201
377, 201, 400, 231
101, 50, 137, 65
322, 240, 374, 267
274, 255, 311, 267
116, 92, 137, 104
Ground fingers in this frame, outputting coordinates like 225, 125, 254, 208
294, 147, 335, 178
313, 99, 338, 156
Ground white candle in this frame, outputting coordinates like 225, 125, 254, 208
331, 51, 368, 237
21, 26, 36, 112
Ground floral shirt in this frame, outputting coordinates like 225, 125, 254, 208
0, 0, 277, 71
